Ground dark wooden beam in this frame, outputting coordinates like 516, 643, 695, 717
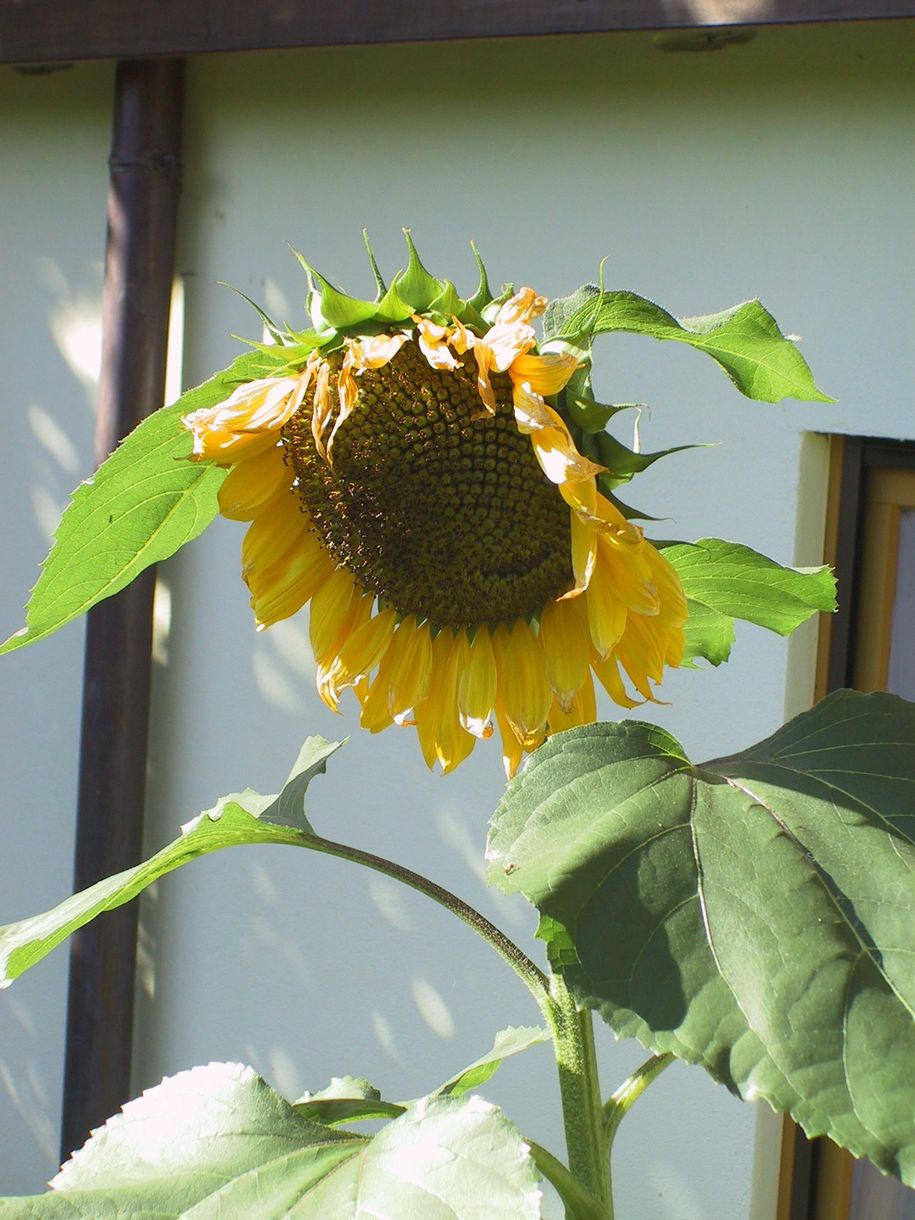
3, 0, 913, 66
60, 58, 184, 1162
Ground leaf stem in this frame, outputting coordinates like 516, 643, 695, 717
305, 834, 550, 1011
603, 1052, 674, 1146
527, 1140, 607, 1220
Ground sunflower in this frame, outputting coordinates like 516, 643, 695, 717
182, 238, 686, 775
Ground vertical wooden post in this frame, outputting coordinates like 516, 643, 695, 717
60, 57, 184, 1161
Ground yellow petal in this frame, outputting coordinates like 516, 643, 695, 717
548, 670, 596, 734
309, 566, 362, 668
492, 620, 550, 747
472, 344, 498, 416
435, 630, 476, 773
591, 652, 642, 710
320, 606, 398, 708
494, 694, 525, 780
540, 596, 590, 710
217, 443, 289, 521
353, 332, 410, 370
509, 351, 580, 396
248, 532, 334, 629
414, 317, 461, 370
492, 287, 547, 327
183, 370, 311, 462
599, 538, 660, 616
311, 359, 335, 458
616, 612, 667, 691
561, 510, 598, 598
387, 617, 433, 722
585, 548, 628, 658
241, 495, 311, 576
458, 629, 497, 739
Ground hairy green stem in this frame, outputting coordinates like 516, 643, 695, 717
604, 1052, 675, 1146
546, 974, 613, 1216
307, 834, 551, 1010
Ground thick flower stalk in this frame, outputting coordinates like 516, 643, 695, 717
183, 238, 686, 775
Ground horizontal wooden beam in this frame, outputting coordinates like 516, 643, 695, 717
3, 0, 912, 66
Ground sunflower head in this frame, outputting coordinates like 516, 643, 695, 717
182, 233, 687, 776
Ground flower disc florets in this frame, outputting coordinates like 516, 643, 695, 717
181, 236, 687, 776
282, 340, 573, 629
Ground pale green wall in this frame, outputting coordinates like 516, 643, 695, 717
1, 21, 912, 1216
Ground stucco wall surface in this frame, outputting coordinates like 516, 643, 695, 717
1, 21, 912, 1217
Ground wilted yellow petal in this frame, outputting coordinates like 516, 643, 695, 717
183, 370, 311, 462
320, 606, 398, 708
414, 317, 461, 371
510, 351, 580, 396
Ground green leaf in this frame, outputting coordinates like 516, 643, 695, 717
293, 1078, 406, 1127
546, 287, 834, 403
391, 230, 446, 314
434, 1026, 549, 1099
663, 538, 836, 656
0, 738, 341, 987
0, 350, 281, 657
486, 691, 915, 1183
0, 1063, 358, 1218
681, 596, 736, 666
466, 240, 493, 312
0, 1065, 542, 1217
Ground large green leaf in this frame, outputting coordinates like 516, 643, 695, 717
0, 738, 341, 987
543, 286, 833, 403
660, 538, 837, 666
486, 691, 915, 1183
0, 1064, 541, 1218
0, 350, 283, 656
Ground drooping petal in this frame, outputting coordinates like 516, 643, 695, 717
509, 351, 580, 396
184, 367, 313, 463
241, 494, 311, 575
492, 619, 551, 747
414, 317, 461, 370
540, 595, 590, 710
435, 630, 476, 773
548, 670, 597, 734
585, 548, 628, 658
388, 617, 433, 724
218, 443, 289, 521
591, 651, 642, 710
309, 566, 365, 669
494, 694, 525, 780
458, 629, 497, 739
562, 510, 598, 598
319, 606, 398, 709
247, 531, 335, 629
